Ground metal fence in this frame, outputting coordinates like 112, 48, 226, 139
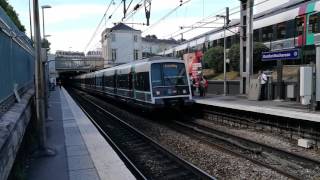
0, 6, 34, 112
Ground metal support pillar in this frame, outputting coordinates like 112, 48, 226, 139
315, 45, 320, 109
276, 60, 283, 100
32, 0, 55, 156
33, 0, 47, 150
223, 17, 227, 95
245, 0, 254, 94
239, 0, 254, 95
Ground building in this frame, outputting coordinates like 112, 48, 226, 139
101, 23, 142, 67
86, 50, 104, 70
141, 35, 178, 58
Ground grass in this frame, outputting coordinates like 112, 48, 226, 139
211, 71, 240, 80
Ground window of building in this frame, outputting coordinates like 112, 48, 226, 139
134, 49, 139, 60
134, 35, 138, 42
111, 34, 116, 42
276, 22, 286, 40
111, 49, 117, 61
309, 13, 320, 34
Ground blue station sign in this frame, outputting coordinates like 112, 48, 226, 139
261, 49, 300, 61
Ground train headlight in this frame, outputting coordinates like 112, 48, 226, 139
156, 91, 160, 95
183, 89, 187, 94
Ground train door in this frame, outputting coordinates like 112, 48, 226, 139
131, 65, 137, 99
295, 15, 306, 47
113, 70, 117, 94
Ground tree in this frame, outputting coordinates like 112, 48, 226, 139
0, 0, 25, 32
228, 42, 272, 73
41, 38, 51, 51
228, 43, 240, 71
203, 46, 224, 73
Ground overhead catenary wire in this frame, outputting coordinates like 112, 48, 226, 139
84, 0, 125, 53
142, 0, 192, 34
83, 0, 116, 53
163, 0, 272, 40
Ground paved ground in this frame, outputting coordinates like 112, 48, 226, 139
26, 88, 135, 180
27, 88, 69, 180
195, 94, 320, 122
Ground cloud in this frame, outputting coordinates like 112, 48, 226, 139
47, 28, 94, 52
44, 4, 106, 25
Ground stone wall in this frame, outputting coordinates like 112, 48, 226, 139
0, 89, 34, 180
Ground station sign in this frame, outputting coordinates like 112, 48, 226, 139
261, 49, 300, 61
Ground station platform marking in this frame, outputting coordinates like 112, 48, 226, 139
195, 96, 320, 123
61, 88, 136, 180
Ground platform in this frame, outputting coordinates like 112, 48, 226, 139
194, 94, 320, 123
27, 88, 135, 180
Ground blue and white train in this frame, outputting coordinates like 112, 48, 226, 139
72, 57, 193, 109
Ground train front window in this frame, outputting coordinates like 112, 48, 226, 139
163, 63, 187, 86
151, 63, 162, 87
151, 63, 188, 87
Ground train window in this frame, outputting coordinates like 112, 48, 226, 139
309, 13, 319, 34
286, 20, 295, 38
117, 74, 129, 89
151, 64, 162, 87
226, 36, 232, 48
135, 72, 150, 91
276, 22, 286, 40
253, 29, 260, 42
262, 26, 273, 42
296, 16, 304, 36
163, 63, 187, 86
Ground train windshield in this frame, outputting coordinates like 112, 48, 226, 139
151, 63, 188, 87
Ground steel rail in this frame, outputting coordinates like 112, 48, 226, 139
69, 89, 215, 180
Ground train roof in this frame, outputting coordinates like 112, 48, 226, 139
74, 57, 185, 78
169, 0, 312, 51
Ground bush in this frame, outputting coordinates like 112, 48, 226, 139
228, 43, 240, 71
203, 46, 224, 73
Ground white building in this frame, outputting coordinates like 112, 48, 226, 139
101, 23, 142, 67
86, 50, 104, 70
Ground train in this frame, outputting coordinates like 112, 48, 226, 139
161, 0, 320, 63
72, 57, 193, 109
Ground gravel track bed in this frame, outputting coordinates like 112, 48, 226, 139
197, 118, 320, 162
89, 97, 289, 179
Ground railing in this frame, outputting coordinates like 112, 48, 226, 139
0, 6, 34, 116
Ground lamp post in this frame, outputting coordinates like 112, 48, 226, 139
32, 0, 55, 156
41, 5, 51, 39
216, 14, 227, 96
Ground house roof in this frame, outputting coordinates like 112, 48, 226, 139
142, 37, 178, 44
110, 23, 140, 31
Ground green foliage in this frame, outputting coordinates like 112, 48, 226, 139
41, 38, 51, 50
203, 46, 224, 73
253, 42, 270, 72
227, 42, 271, 73
228, 43, 240, 71
0, 0, 26, 32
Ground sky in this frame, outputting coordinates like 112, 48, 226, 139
8, 0, 289, 53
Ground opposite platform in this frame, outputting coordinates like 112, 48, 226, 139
195, 95, 320, 123
27, 88, 135, 180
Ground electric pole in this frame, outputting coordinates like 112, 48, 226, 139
33, 0, 47, 151
144, 0, 151, 26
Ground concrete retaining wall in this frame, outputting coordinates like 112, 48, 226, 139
207, 80, 240, 95
0, 89, 34, 180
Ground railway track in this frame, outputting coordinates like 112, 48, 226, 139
170, 120, 320, 180
68, 88, 215, 180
